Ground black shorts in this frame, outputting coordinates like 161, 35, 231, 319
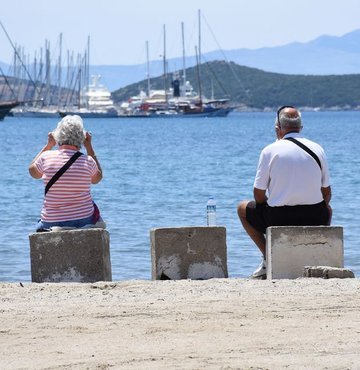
246, 201, 330, 234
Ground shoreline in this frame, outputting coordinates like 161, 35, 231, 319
1, 278, 360, 369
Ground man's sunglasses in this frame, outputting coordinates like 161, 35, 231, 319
277, 105, 295, 124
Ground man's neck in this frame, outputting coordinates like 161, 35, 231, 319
280, 129, 300, 139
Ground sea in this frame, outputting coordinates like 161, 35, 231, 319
0, 111, 359, 281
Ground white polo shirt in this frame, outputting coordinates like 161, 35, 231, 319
254, 132, 330, 207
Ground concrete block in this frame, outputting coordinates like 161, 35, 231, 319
150, 226, 228, 280
303, 266, 355, 279
266, 226, 343, 279
29, 228, 112, 283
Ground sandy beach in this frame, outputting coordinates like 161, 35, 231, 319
1, 278, 360, 369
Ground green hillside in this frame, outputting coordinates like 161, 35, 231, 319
112, 60, 360, 109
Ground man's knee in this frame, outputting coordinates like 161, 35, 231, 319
237, 200, 253, 219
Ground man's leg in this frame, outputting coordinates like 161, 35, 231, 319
237, 200, 266, 257
327, 204, 332, 226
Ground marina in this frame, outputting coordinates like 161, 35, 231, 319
0, 11, 236, 120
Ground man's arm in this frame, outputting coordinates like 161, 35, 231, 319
321, 186, 331, 205
254, 187, 267, 204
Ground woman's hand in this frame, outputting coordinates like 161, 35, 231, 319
46, 132, 56, 149
83, 131, 103, 183
84, 131, 93, 152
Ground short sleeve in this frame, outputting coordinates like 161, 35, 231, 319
87, 156, 99, 176
253, 149, 270, 190
33, 154, 45, 174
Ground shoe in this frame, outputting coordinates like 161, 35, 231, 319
249, 260, 267, 280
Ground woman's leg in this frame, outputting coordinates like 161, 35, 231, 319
35, 215, 95, 231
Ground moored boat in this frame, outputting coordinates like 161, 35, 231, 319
11, 106, 60, 118
60, 75, 119, 118
0, 101, 19, 120
118, 80, 233, 118
58, 108, 119, 118
118, 14, 234, 118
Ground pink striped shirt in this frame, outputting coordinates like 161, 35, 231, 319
35, 149, 98, 222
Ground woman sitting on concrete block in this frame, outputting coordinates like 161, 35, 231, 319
29, 115, 105, 231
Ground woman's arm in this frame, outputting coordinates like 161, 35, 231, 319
84, 132, 103, 184
28, 133, 56, 179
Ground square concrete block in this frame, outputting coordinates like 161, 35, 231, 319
150, 226, 228, 280
29, 228, 112, 283
266, 226, 343, 279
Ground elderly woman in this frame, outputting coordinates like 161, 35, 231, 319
29, 115, 104, 231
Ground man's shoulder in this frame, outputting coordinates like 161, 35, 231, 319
297, 137, 325, 153
261, 140, 284, 153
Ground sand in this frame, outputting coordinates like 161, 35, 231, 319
1, 278, 360, 369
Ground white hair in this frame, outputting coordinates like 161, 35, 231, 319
278, 109, 302, 130
53, 115, 85, 148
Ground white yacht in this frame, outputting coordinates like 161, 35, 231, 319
60, 75, 119, 118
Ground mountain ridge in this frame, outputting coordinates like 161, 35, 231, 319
95, 28, 360, 90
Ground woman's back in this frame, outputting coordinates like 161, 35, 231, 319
35, 148, 97, 222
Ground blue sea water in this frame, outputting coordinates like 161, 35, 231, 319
0, 111, 359, 281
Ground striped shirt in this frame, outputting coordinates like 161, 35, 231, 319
35, 149, 98, 222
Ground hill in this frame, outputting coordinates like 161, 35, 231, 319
111, 60, 360, 109
94, 29, 360, 91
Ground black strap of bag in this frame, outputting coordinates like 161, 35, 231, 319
285, 137, 322, 170
45, 152, 83, 195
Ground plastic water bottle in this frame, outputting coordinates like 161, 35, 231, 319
206, 197, 216, 226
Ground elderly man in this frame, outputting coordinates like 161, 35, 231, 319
238, 106, 332, 279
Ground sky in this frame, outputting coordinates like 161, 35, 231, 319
1, 0, 360, 66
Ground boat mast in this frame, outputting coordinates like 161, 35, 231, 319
45, 40, 51, 106
87, 35, 90, 88
146, 40, 151, 97
163, 24, 168, 104
181, 22, 186, 96
198, 9, 201, 66
57, 33, 63, 109
77, 53, 82, 109
197, 9, 203, 104
0, 20, 41, 103
195, 46, 202, 104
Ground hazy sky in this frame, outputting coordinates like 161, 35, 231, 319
1, 0, 359, 66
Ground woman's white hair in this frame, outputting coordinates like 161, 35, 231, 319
53, 115, 85, 148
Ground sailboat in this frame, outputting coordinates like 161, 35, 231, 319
0, 101, 19, 120
119, 12, 233, 118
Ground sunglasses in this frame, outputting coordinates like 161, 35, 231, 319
277, 105, 295, 124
